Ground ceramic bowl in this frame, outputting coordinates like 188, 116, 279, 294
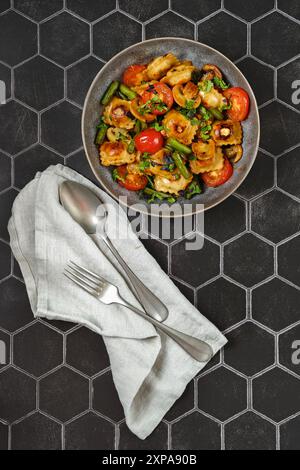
82, 38, 260, 217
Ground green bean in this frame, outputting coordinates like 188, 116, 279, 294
119, 83, 137, 100
101, 81, 120, 105
94, 124, 108, 145
172, 151, 191, 179
118, 91, 128, 100
166, 138, 192, 155
144, 187, 176, 203
210, 108, 224, 120
134, 119, 142, 134
127, 139, 135, 154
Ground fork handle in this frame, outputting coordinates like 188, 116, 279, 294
91, 233, 168, 323
118, 297, 213, 363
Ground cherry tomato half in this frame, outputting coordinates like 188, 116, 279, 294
201, 157, 233, 187
141, 83, 173, 115
223, 87, 250, 121
115, 165, 147, 191
134, 128, 164, 154
122, 64, 147, 87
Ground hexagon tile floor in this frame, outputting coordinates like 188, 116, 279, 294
0, 0, 299, 451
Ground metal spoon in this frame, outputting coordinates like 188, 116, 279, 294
59, 180, 169, 322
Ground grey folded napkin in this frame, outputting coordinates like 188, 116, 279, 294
8, 164, 227, 439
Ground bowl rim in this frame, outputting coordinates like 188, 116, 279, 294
82, 37, 260, 218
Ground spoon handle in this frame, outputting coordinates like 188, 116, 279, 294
91, 233, 169, 323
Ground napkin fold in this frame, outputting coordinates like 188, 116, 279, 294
8, 164, 227, 439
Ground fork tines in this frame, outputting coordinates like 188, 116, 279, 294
64, 260, 106, 297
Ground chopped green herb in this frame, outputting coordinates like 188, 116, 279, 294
185, 180, 202, 199
151, 121, 164, 131
191, 118, 200, 126
198, 79, 213, 93
144, 187, 176, 204
213, 76, 229, 90
199, 105, 212, 121
112, 168, 125, 183
139, 160, 151, 171
221, 102, 232, 111
185, 99, 195, 110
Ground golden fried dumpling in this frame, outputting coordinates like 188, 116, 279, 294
100, 141, 136, 166
189, 147, 224, 174
163, 110, 197, 145
192, 140, 215, 160
154, 174, 192, 195
212, 120, 242, 146
146, 53, 179, 80
161, 63, 195, 86
199, 88, 227, 109
103, 97, 135, 129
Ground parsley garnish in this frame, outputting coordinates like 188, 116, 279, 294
198, 79, 213, 93
213, 76, 229, 90
185, 180, 202, 199
112, 168, 125, 183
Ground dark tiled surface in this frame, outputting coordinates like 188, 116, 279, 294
0, 0, 299, 451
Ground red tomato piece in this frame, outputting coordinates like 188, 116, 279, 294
141, 83, 173, 115
201, 157, 233, 187
122, 64, 147, 87
134, 128, 164, 154
115, 165, 147, 191
223, 87, 250, 121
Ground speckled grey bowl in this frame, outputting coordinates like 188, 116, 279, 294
82, 38, 260, 217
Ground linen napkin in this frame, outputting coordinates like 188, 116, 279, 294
8, 164, 227, 439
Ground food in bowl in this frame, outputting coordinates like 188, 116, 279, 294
94, 53, 250, 203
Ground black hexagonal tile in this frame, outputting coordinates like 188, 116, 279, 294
66, 327, 110, 376
0, 188, 18, 241
251, 190, 300, 243
140, 237, 168, 273
0, 63, 11, 101
224, 322, 274, 376
278, 58, 300, 112
252, 278, 300, 332
44, 318, 77, 332
171, 0, 221, 21
145, 11, 194, 40
237, 58, 274, 106
67, 56, 103, 107
278, 0, 300, 21
0, 101, 37, 155
278, 236, 300, 287
225, 412, 276, 450
171, 234, 220, 287
165, 380, 194, 422
65, 412, 114, 450
204, 196, 246, 243
0, 367, 36, 422
11, 412, 62, 450
280, 416, 300, 450
260, 102, 300, 156
225, 0, 274, 21
41, 101, 82, 155
0, 241, 10, 279
14, 0, 63, 21
172, 278, 195, 305
198, 367, 247, 421
198, 12, 247, 62
253, 367, 300, 422
235, 151, 274, 200
120, 0, 168, 22
252, 12, 300, 67
197, 278, 246, 332
0, 422, 8, 450
0, 278, 33, 332
14, 322, 63, 377
277, 147, 300, 199
0, 11, 37, 66
67, 0, 116, 22
0, 0, 9, 14
172, 411, 221, 450
14, 144, 64, 189
224, 233, 274, 287
144, 214, 194, 245
279, 324, 300, 376
0, 329, 10, 370
13, 256, 23, 280
40, 12, 89, 67
39, 366, 89, 422
92, 370, 124, 422
119, 421, 168, 450
93, 12, 142, 61
66, 149, 99, 184
0, 152, 11, 191
15, 57, 64, 111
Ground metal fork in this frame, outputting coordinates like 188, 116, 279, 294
64, 261, 213, 363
